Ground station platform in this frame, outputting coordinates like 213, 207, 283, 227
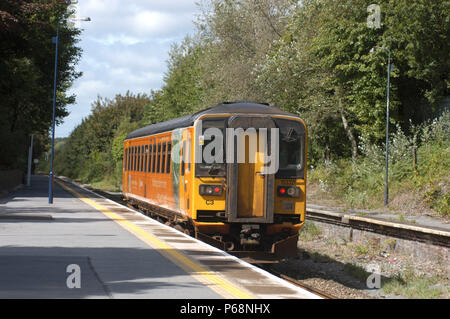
0, 175, 319, 299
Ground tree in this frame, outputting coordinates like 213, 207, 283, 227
195, 0, 293, 105
0, 0, 82, 169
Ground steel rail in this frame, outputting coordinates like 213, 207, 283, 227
306, 207, 450, 248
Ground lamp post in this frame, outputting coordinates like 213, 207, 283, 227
370, 46, 391, 206
48, 17, 90, 204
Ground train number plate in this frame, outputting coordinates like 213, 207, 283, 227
282, 201, 294, 211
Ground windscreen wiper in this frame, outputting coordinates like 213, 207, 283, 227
208, 163, 222, 175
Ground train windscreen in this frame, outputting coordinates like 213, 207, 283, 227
274, 118, 306, 178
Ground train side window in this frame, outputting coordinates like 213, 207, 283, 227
141, 145, 144, 172
124, 148, 127, 171
138, 145, 142, 172
135, 146, 138, 172
136, 146, 139, 172
134, 146, 137, 171
136, 146, 139, 171
125, 147, 130, 171
161, 142, 166, 174
166, 142, 171, 173
156, 143, 161, 173
149, 144, 153, 172
130, 147, 133, 171
129, 147, 132, 171
132, 147, 134, 171
131, 146, 135, 171
149, 144, 152, 172
152, 143, 156, 173
137, 146, 140, 172
142, 145, 146, 172
144, 145, 148, 172
186, 138, 191, 173
127, 148, 130, 171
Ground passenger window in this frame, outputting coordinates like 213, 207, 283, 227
141, 145, 145, 172
126, 148, 129, 171
138, 146, 142, 172
156, 143, 161, 173
161, 143, 166, 174
166, 142, 171, 173
124, 148, 127, 171
134, 146, 138, 171
142, 145, 145, 172
135, 146, 138, 172
152, 143, 156, 173
128, 147, 132, 171
127, 148, 130, 171
149, 144, 153, 172
131, 146, 134, 171
136, 146, 139, 172
144, 145, 148, 172
186, 139, 191, 172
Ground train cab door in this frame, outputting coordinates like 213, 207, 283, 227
226, 116, 275, 223
179, 130, 191, 215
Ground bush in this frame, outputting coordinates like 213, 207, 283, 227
308, 111, 449, 214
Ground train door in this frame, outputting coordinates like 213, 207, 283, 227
227, 116, 275, 223
179, 130, 191, 215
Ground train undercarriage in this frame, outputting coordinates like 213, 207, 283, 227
126, 197, 299, 263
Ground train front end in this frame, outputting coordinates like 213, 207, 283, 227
191, 112, 307, 259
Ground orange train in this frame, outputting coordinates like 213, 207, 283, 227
122, 101, 307, 258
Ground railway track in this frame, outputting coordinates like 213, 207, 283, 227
89, 184, 450, 249
306, 206, 450, 248
258, 265, 335, 299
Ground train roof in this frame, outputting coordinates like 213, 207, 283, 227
125, 101, 296, 140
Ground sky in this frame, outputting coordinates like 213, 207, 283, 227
57, 0, 200, 137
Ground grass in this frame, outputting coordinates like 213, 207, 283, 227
90, 178, 121, 192
343, 263, 448, 298
381, 267, 448, 299
298, 221, 322, 241
353, 243, 371, 255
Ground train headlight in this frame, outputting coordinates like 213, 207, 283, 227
278, 186, 301, 198
287, 187, 296, 196
199, 184, 223, 196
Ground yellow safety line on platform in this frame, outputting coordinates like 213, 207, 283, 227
56, 179, 254, 299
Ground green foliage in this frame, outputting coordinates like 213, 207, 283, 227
298, 221, 322, 241
255, 0, 449, 162
143, 37, 208, 122
309, 111, 450, 214
39, 93, 150, 190
382, 266, 447, 299
0, 1, 82, 170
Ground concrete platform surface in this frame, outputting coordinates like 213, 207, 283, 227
0, 175, 319, 299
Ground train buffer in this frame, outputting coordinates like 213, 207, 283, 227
0, 175, 320, 299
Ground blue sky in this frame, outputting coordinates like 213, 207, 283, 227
57, 0, 199, 137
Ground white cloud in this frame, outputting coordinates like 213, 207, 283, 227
56, 0, 199, 137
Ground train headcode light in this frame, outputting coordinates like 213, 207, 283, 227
199, 184, 223, 196
278, 186, 300, 198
